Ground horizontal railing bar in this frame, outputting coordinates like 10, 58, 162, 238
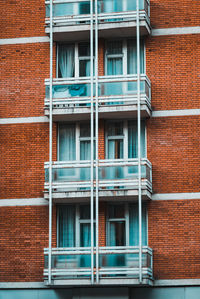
45, 74, 149, 85
44, 158, 151, 166
44, 96, 149, 104
44, 246, 152, 254
45, 12, 148, 26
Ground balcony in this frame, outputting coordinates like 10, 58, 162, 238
45, 0, 151, 41
44, 158, 152, 201
44, 246, 153, 285
44, 75, 151, 121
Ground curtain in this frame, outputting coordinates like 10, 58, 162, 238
127, 40, 144, 74
54, 3, 74, 17
129, 204, 147, 246
58, 44, 75, 78
58, 206, 75, 247
103, 0, 122, 13
59, 124, 76, 179
80, 141, 91, 182
128, 121, 145, 159
127, 0, 144, 11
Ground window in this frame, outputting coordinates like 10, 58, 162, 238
107, 203, 147, 267
58, 203, 147, 248
57, 43, 93, 78
106, 120, 146, 159
58, 122, 95, 162
105, 39, 144, 76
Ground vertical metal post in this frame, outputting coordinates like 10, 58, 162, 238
90, 0, 94, 285
48, 0, 53, 286
136, 0, 142, 284
95, 0, 99, 284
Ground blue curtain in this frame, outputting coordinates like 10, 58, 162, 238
103, 0, 122, 13
58, 206, 75, 247
128, 121, 145, 159
127, 40, 144, 75
54, 3, 74, 17
129, 204, 147, 246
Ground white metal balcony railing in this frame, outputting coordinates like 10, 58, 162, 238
44, 75, 151, 112
44, 246, 153, 283
44, 158, 152, 193
45, 0, 150, 28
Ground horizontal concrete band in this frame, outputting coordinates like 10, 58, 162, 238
0, 116, 49, 124
0, 109, 200, 125
0, 36, 50, 45
1, 193, 200, 207
152, 26, 200, 36
0, 27, 200, 46
0, 198, 48, 207
1, 279, 200, 289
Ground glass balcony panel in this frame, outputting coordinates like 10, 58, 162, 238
45, 167, 92, 183
99, 164, 147, 180
99, 0, 145, 13
45, 160, 151, 191
46, 84, 91, 99
99, 249, 152, 278
44, 253, 91, 278
46, 2, 90, 18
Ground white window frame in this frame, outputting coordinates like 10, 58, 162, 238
57, 42, 93, 79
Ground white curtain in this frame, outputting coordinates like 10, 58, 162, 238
58, 44, 75, 78
59, 124, 76, 179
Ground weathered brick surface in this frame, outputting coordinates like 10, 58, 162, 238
0, 43, 57, 118
0, 123, 57, 200
0, 0, 46, 38
146, 34, 200, 111
148, 199, 200, 279
147, 116, 200, 194
150, 0, 200, 29
0, 206, 49, 282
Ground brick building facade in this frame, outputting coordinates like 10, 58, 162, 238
1, 0, 200, 298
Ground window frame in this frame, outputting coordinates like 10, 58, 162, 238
105, 39, 145, 76
57, 42, 94, 79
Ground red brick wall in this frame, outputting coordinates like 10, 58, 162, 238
0, 123, 57, 200
146, 35, 200, 111
0, 206, 49, 282
0, 0, 46, 39
0, 43, 57, 118
150, 0, 200, 29
147, 116, 200, 194
148, 199, 200, 279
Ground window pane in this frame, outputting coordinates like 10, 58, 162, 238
108, 140, 123, 159
109, 222, 125, 246
108, 205, 125, 219
80, 123, 90, 137
79, 43, 90, 56
107, 121, 123, 136
80, 205, 90, 219
107, 58, 123, 75
107, 41, 122, 55
79, 60, 90, 77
